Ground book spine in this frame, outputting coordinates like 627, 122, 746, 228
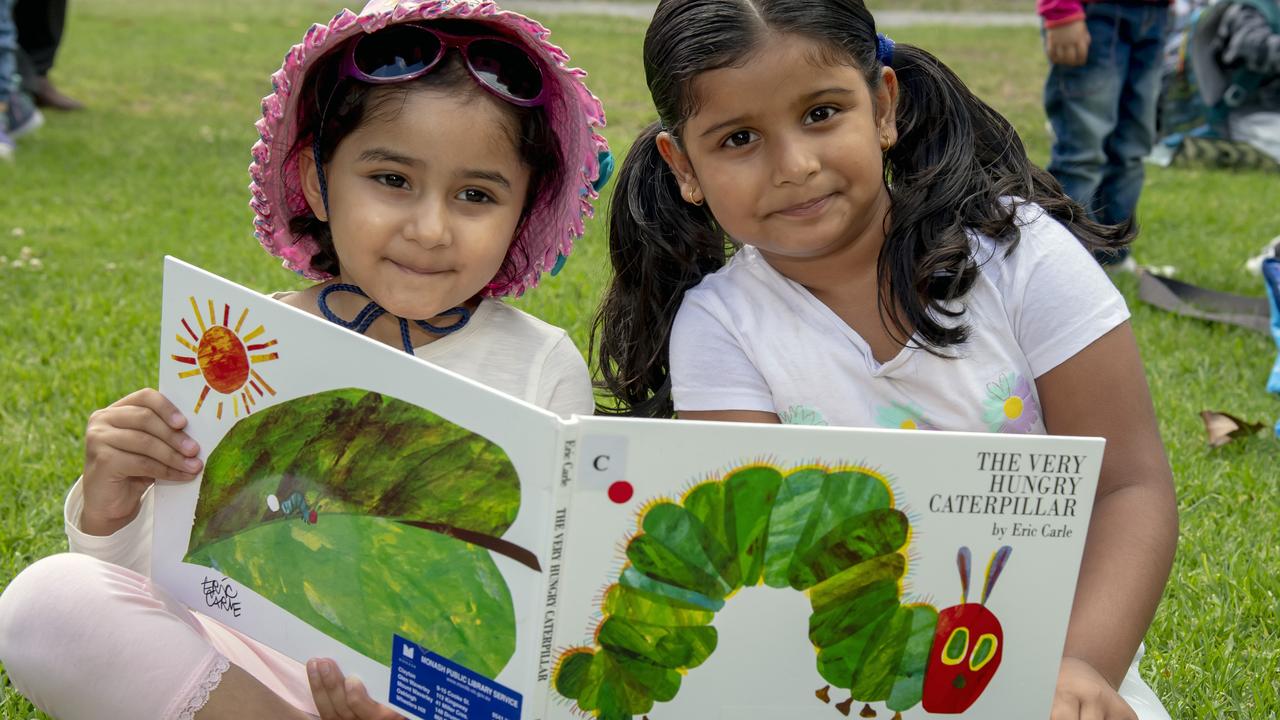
531, 418, 580, 720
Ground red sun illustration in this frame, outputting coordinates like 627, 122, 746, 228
173, 297, 280, 420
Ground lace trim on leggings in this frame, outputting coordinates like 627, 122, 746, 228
176, 655, 231, 720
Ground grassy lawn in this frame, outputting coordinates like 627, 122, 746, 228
2, 1, 1277, 718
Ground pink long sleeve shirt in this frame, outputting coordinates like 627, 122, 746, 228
1037, 0, 1171, 29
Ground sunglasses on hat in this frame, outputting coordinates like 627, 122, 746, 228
339, 23, 547, 106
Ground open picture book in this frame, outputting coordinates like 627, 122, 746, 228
153, 257, 1101, 720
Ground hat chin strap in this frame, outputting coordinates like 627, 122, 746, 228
316, 283, 470, 354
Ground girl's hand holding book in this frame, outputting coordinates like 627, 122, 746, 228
1053, 656, 1140, 720
308, 658, 405, 720
80, 388, 202, 536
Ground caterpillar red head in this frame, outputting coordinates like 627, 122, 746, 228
922, 545, 1012, 714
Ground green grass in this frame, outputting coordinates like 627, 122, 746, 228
2, 1, 1278, 718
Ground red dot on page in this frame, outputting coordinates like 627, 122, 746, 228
608, 481, 634, 504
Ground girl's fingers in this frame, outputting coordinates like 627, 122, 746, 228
107, 447, 199, 483
120, 448, 198, 481
108, 404, 201, 458
309, 659, 349, 720
308, 660, 338, 719
309, 660, 403, 720
92, 445, 195, 484
81, 447, 195, 528
344, 677, 404, 719
113, 388, 188, 430
343, 677, 376, 715
1109, 696, 1138, 720
99, 426, 202, 477
1050, 695, 1081, 720
314, 659, 357, 720
1080, 700, 1106, 720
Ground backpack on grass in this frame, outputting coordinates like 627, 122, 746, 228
1154, 0, 1280, 168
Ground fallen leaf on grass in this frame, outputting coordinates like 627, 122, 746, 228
1200, 410, 1266, 448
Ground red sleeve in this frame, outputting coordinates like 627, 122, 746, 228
1038, 0, 1086, 28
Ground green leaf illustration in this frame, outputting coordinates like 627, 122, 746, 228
184, 388, 523, 677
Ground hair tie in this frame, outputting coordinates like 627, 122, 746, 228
876, 33, 895, 67
592, 149, 615, 193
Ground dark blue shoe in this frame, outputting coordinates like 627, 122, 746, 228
6, 93, 44, 139
1096, 246, 1136, 273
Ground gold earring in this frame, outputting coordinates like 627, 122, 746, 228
686, 187, 704, 207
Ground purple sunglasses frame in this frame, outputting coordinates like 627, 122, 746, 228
338, 24, 549, 107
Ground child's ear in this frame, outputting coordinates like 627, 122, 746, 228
876, 66, 900, 151
655, 131, 704, 206
299, 146, 328, 222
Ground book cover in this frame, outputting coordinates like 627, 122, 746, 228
551, 417, 1096, 719
153, 258, 1101, 719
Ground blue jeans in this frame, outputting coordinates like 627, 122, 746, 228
0, 0, 14, 111
1044, 2, 1169, 229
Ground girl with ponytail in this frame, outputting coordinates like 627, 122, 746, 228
593, 1, 1176, 719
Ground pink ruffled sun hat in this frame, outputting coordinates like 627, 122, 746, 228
249, 0, 609, 297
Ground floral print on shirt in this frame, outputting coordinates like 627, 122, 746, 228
875, 401, 936, 430
779, 404, 828, 426
982, 371, 1041, 433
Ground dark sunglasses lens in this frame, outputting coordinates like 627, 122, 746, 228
466, 39, 543, 101
353, 26, 441, 79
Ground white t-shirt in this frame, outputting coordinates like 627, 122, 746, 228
64, 296, 592, 575
670, 203, 1130, 433
407, 298, 594, 418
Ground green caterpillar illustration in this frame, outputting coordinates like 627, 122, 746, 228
553, 463, 1011, 719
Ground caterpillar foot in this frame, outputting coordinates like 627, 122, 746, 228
835, 697, 853, 716
816, 685, 832, 703
859, 703, 877, 718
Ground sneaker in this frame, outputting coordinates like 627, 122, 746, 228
1105, 254, 1139, 275
6, 93, 44, 139
0, 127, 13, 161
1245, 235, 1280, 275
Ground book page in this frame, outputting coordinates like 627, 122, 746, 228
153, 258, 563, 719
550, 415, 1101, 719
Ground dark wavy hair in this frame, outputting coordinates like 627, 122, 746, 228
285, 21, 563, 282
592, 0, 1129, 418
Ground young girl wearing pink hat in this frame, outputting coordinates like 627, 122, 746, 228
0, 1, 608, 718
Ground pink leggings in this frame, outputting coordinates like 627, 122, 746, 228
2, 555, 1171, 719
0, 553, 318, 720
